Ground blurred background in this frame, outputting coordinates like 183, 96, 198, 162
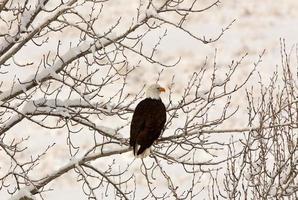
1, 0, 298, 199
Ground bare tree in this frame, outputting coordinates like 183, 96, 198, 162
1, 0, 296, 200
208, 40, 298, 200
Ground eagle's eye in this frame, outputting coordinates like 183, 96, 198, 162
157, 87, 166, 92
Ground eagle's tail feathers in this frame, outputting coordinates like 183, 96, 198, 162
136, 146, 151, 158
133, 144, 139, 156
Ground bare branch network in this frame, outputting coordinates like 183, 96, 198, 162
0, 0, 297, 199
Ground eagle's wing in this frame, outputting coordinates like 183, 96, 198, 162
130, 99, 167, 156
129, 100, 146, 155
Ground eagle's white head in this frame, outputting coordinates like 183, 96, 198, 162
146, 84, 166, 100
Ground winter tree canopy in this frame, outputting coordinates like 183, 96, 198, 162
0, 0, 298, 199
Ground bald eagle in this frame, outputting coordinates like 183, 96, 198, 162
129, 84, 167, 158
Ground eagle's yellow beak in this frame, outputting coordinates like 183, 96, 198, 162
159, 87, 166, 92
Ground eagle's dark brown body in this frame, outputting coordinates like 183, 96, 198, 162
130, 98, 166, 156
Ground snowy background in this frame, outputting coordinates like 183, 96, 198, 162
2, 0, 298, 199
